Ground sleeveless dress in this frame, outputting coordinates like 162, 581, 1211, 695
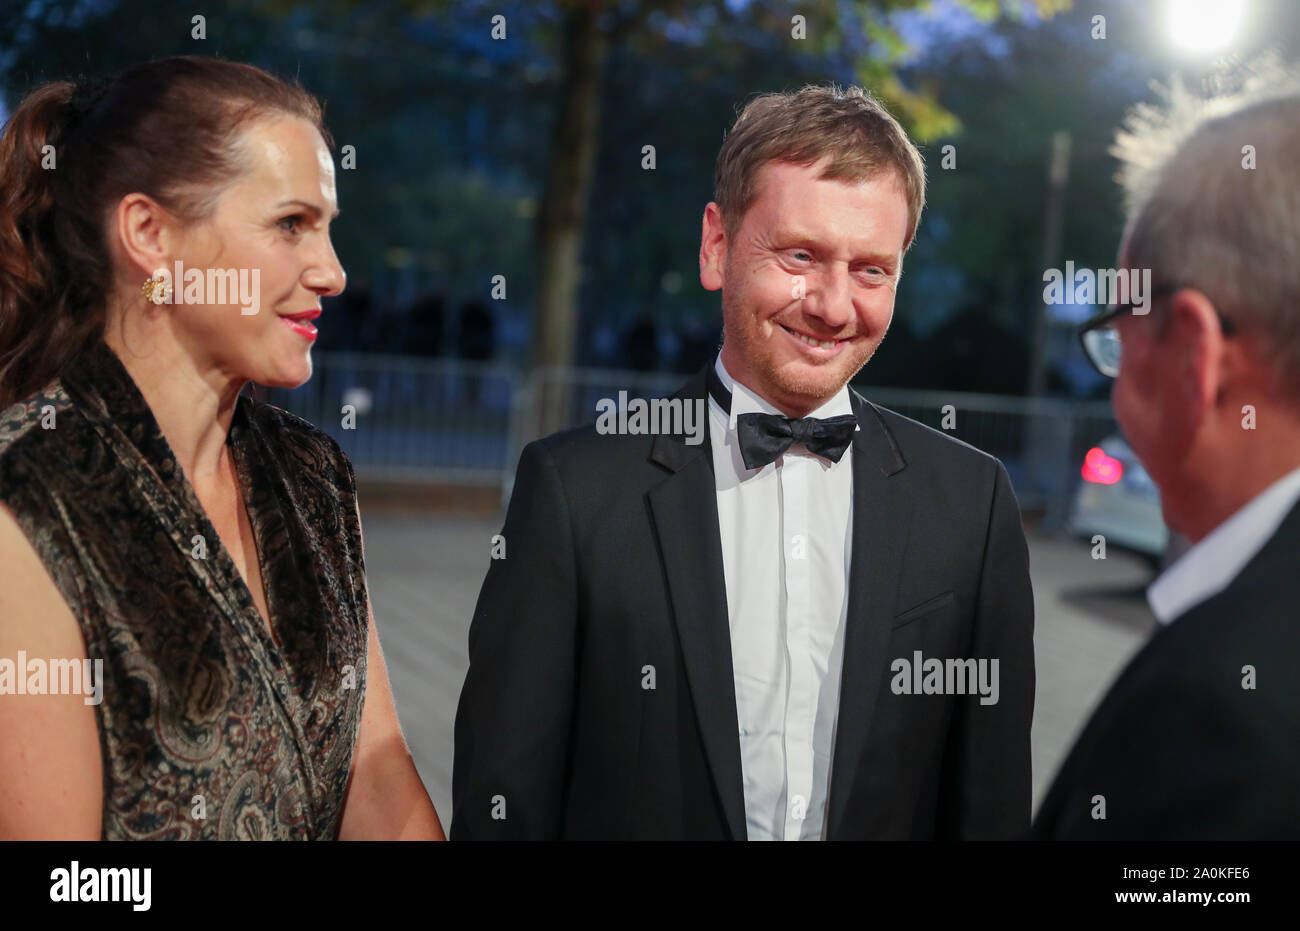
0, 339, 369, 839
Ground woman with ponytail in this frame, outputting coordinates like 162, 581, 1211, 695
0, 57, 443, 840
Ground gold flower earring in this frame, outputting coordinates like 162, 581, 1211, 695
141, 275, 171, 305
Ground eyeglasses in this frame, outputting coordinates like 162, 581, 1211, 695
1077, 284, 1235, 378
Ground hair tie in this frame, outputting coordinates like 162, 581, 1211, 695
63, 76, 112, 135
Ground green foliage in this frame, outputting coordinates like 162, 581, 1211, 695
2, 0, 1086, 379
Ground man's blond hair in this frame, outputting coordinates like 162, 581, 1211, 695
713, 84, 927, 248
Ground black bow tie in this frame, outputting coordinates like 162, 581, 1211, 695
707, 365, 857, 470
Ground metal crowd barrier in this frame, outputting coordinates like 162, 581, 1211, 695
264, 353, 1117, 523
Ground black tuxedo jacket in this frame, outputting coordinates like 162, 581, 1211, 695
452, 368, 1035, 839
1033, 499, 1300, 840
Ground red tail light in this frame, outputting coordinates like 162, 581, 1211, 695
1082, 446, 1123, 485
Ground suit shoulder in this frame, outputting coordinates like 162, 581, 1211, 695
530, 417, 662, 469
863, 397, 1004, 474
1089, 597, 1300, 749
529, 377, 708, 465
533, 419, 602, 453
1142, 580, 1300, 704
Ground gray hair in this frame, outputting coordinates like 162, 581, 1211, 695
1114, 58, 1300, 398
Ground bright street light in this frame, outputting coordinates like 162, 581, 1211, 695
1166, 0, 1248, 54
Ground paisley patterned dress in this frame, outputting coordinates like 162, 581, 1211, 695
0, 339, 368, 839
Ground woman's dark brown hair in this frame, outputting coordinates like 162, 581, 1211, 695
0, 56, 330, 408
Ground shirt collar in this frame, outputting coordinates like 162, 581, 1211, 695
711, 352, 857, 432
1147, 464, 1300, 623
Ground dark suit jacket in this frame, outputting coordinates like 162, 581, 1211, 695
1033, 499, 1300, 840
452, 368, 1035, 839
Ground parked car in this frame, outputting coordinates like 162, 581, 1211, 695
1066, 434, 1189, 570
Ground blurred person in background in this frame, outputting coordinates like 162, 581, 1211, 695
406, 291, 446, 358
622, 314, 660, 372
455, 297, 494, 408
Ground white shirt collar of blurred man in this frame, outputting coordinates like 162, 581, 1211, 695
1148, 464, 1300, 624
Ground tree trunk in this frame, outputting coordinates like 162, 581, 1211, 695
531, 0, 609, 439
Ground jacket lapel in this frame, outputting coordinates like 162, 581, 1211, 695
826, 389, 911, 839
647, 369, 748, 840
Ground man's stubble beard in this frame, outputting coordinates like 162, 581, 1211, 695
721, 280, 886, 409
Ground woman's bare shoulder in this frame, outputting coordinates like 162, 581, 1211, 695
0, 500, 103, 839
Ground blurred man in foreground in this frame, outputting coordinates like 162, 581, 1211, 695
1035, 69, 1300, 839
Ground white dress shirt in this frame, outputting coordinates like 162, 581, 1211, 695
1148, 465, 1300, 623
709, 353, 857, 841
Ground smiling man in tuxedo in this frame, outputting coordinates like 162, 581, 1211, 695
452, 84, 1035, 840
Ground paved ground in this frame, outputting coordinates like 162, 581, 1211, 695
363, 513, 1157, 828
